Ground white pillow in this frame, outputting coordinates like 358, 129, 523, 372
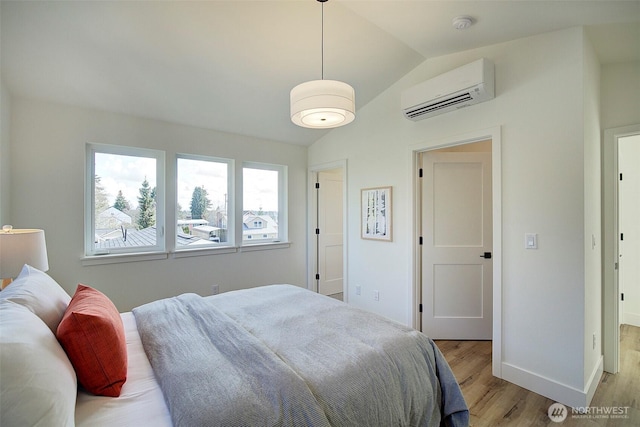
0, 299, 77, 427
0, 264, 71, 333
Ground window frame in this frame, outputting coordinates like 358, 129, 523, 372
241, 161, 288, 246
84, 143, 166, 258
175, 153, 235, 252
83, 144, 290, 265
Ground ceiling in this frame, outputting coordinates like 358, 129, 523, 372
1, 1, 639, 146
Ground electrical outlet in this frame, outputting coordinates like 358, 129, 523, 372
355, 285, 361, 296
374, 290, 380, 301
211, 284, 220, 295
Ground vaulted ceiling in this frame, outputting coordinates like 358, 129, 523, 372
2, 1, 638, 146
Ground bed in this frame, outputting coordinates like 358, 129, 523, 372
0, 265, 469, 427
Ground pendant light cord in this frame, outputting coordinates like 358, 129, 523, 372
321, 0, 324, 80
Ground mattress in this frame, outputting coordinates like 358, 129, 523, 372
75, 312, 172, 427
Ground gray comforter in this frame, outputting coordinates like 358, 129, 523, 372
132, 285, 468, 427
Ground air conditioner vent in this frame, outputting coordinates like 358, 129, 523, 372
404, 92, 473, 119
401, 58, 494, 121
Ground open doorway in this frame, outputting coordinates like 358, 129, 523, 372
308, 161, 347, 301
618, 134, 640, 328
411, 126, 502, 377
603, 124, 640, 374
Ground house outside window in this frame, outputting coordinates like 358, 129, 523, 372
242, 162, 287, 244
176, 154, 233, 250
85, 144, 165, 256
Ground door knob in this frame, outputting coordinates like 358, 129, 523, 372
480, 252, 492, 259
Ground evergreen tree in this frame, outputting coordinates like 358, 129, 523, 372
113, 190, 131, 212
136, 177, 155, 229
94, 175, 110, 218
190, 186, 211, 220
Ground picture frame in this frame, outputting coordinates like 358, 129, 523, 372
361, 186, 392, 241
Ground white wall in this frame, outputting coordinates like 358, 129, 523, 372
582, 33, 603, 399
601, 62, 640, 129
8, 98, 309, 311
0, 81, 10, 225
309, 27, 599, 406
0, 4, 9, 226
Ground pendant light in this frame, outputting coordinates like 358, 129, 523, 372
290, 0, 355, 129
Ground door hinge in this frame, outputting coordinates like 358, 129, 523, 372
620, 173, 623, 181
315, 228, 320, 235
419, 168, 423, 178
419, 304, 423, 313
315, 182, 320, 189
615, 262, 619, 270
621, 233, 624, 241
419, 236, 423, 245
315, 273, 320, 280
621, 293, 624, 301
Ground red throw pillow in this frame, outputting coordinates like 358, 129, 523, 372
56, 284, 127, 397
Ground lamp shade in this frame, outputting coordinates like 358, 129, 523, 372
0, 228, 49, 279
290, 80, 355, 129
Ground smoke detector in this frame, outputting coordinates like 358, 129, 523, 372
452, 16, 474, 30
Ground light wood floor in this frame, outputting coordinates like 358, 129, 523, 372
435, 324, 640, 426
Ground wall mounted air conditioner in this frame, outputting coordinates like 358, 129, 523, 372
401, 58, 494, 121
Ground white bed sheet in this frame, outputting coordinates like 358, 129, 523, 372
75, 312, 172, 427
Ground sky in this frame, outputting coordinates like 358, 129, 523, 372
243, 167, 278, 212
177, 158, 228, 211
95, 152, 156, 208
95, 153, 278, 214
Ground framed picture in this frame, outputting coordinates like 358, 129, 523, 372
361, 186, 392, 241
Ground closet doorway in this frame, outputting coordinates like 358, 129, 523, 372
603, 124, 640, 374
411, 126, 502, 376
618, 134, 640, 328
309, 162, 347, 301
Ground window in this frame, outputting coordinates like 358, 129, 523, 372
85, 144, 165, 256
176, 155, 233, 249
85, 144, 288, 261
242, 162, 287, 244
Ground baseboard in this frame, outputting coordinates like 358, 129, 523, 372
623, 313, 640, 328
501, 360, 602, 408
585, 356, 604, 405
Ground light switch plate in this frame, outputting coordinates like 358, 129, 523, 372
525, 233, 538, 249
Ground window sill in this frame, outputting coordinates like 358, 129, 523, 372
240, 241, 291, 252
81, 242, 291, 265
82, 251, 169, 266
172, 246, 238, 258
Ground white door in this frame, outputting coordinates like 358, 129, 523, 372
421, 151, 492, 339
317, 169, 344, 296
